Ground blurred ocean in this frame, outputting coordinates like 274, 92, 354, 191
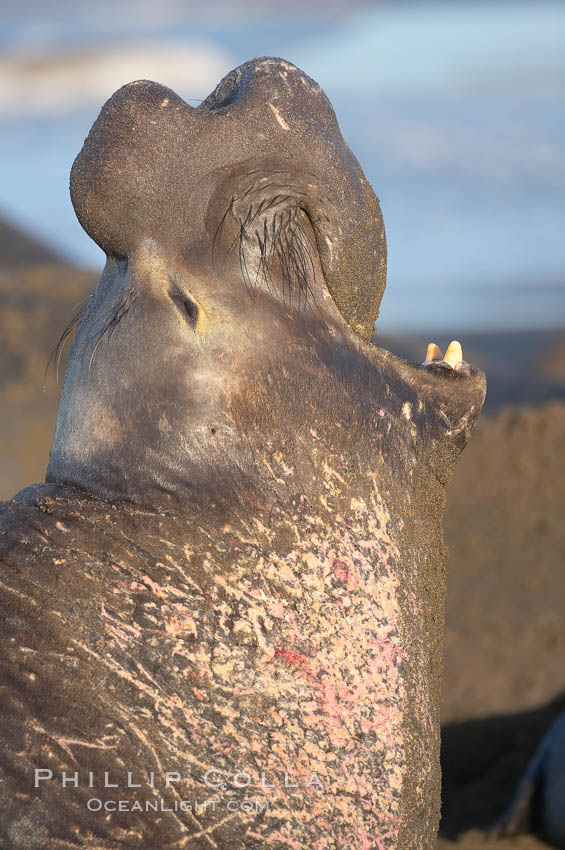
0, 0, 563, 332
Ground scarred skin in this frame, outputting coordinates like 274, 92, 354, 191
0, 58, 485, 849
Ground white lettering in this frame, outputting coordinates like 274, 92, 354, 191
260, 772, 274, 789
306, 771, 323, 788
204, 769, 224, 787
127, 772, 141, 788
61, 771, 79, 788
34, 769, 53, 787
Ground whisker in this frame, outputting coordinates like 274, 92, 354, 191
212, 196, 234, 260
45, 300, 91, 386
88, 287, 137, 375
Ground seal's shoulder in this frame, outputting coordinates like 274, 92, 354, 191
0, 484, 146, 579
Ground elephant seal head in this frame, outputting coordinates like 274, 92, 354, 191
46, 56, 484, 509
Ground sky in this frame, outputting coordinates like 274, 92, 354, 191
0, 0, 563, 332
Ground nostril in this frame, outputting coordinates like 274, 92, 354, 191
183, 296, 198, 324
169, 282, 200, 327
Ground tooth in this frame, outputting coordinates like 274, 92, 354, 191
424, 343, 443, 363
444, 340, 463, 368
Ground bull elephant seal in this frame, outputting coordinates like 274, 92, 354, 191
0, 57, 485, 849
